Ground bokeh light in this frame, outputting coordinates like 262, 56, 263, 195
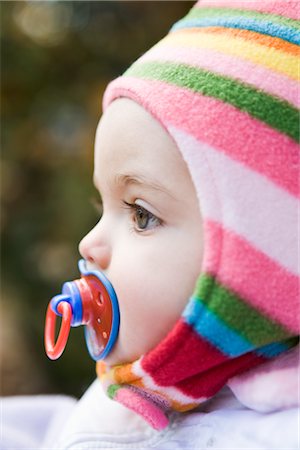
13, 2, 73, 47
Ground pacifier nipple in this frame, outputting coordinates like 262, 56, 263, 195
44, 260, 120, 361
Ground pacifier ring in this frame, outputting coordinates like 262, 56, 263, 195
45, 301, 72, 360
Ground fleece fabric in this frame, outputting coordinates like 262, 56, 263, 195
96, 0, 300, 430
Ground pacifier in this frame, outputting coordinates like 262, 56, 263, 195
44, 259, 120, 361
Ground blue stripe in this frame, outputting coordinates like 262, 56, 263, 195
182, 297, 292, 359
256, 341, 293, 358
172, 17, 300, 46
183, 297, 254, 357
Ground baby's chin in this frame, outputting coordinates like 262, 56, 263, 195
103, 349, 121, 368
103, 340, 144, 368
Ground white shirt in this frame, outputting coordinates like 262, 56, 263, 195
1, 379, 298, 450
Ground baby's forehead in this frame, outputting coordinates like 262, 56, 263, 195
96, 98, 168, 148
94, 98, 190, 186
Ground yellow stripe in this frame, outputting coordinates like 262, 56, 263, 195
161, 29, 299, 81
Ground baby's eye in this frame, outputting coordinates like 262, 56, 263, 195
122, 201, 162, 232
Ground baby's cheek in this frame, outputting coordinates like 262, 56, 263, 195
105, 243, 195, 360
111, 281, 165, 357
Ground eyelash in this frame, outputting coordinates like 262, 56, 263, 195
90, 197, 162, 233
121, 200, 162, 233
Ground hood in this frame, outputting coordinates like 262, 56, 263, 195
97, 0, 299, 430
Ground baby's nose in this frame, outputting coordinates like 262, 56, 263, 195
78, 224, 111, 271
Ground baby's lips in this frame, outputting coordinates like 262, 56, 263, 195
44, 259, 120, 361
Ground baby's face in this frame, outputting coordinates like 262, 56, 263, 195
79, 98, 203, 366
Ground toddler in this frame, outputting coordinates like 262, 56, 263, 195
2, 1, 299, 449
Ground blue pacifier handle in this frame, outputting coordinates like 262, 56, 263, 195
50, 281, 83, 327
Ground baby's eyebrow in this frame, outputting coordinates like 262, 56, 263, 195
114, 173, 175, 198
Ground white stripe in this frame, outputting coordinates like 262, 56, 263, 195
168, 126, 298, 275
132, 360, 207, 405
139, 43, 300, 109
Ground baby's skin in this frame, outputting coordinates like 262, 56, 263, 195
79, 98, 204, 366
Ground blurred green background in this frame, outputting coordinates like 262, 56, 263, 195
1, 1, 193, 398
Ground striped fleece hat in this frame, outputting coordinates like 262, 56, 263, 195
97, 0, 299, 430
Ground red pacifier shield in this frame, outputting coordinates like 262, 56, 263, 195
44, 260, 120, 361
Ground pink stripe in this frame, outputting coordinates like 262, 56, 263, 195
196, 0, 300, 20
140, 45, 300, 108
203, 219, 299, 333
115, 388, 169, 430
104, 77, 299, 197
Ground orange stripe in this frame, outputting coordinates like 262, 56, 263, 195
96, 361, 139, 384
131, 379, 199, 411
113, 363, 138, 384
171, 399, 199, 412
173, 26, 300, 56
96, 360, 106, 376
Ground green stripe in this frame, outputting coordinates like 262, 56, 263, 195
107, 384, 121, 399
125, 61, 299, 142
194, 273, 292, 346
184, 7, 300, 33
